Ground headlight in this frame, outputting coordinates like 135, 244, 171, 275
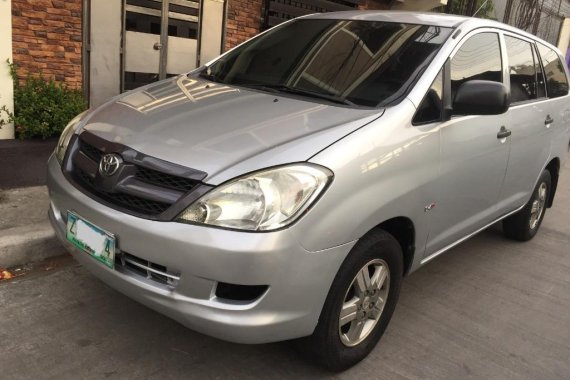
55, 111, 88, 164
178, 164, 333, 231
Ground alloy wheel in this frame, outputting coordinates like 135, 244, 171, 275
529, 182, 547, 230
338, 259, 390, 347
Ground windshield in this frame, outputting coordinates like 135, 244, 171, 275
200, 19, 453, 107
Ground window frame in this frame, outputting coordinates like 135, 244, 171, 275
447, 29, 505, 117
532, 43, 548, 99
411, 68, 445, 126
411, 27, 570, 127
501, 33, 543, 105
534, 41, 570, 99
411, 28, 506, 126
500, 31, 550, 106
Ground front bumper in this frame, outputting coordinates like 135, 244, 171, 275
47, 155, 354, 343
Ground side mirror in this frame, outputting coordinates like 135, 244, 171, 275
453, 80, 509, 116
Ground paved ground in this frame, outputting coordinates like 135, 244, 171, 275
1, 160, 569, 379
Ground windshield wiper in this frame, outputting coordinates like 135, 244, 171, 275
198, 71, 216, 82
243, 83, 356, 106
198, 66, 220, 83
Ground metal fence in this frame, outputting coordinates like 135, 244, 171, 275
495, 0, 569, 44
261, 0, 362, 30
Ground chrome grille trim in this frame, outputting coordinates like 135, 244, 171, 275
116, 252, 181, 287
122, 255, 180, 281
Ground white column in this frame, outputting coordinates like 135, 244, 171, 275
0, 0, 15, 139
558, 18, 570, 57
90, 0, 122, 108
199, 0, 226, 65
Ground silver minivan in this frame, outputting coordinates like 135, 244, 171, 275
47, 11, 570, 370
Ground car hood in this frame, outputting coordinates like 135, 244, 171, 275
80, 75, 383, 183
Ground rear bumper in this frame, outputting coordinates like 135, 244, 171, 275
47, 154, 354, 343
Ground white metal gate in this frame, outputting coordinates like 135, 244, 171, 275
123, 0, 199, 90
88, 0, 225, 106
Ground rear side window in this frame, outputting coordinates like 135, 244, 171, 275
536, 43, 569, 98
505, 35, 539, 103
451, 33, 502, 101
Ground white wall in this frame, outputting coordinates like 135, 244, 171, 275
0, 0, 14, 139
200, 0, 225, 64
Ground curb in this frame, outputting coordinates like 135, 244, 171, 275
0, 186, 65, 268
0, 221, 63, 268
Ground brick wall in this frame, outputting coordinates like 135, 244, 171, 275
225, 0, 263, 51
11, 0, 82, 89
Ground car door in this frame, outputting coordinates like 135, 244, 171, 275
423, 30, 510, 259
496, 33, 552, 215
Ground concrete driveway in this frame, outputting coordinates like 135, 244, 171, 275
1, 161, 569, 379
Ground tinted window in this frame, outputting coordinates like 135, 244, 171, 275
536, 43, 569, 98
413, 70, 443, 124
505, 36, 538, 103
201, 20, 452, 107
451, 33, 502, 101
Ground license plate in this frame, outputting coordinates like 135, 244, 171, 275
66, 211, 115, 269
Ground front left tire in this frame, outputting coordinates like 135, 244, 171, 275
302, 229, 403, 372
503, 169, 551, 241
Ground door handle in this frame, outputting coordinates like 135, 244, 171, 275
497, 126, 511, 139
545, 115, 554, 125
153, 42, 162, 50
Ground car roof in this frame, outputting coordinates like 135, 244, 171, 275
304, 10, 470, 28
303, 11, 560, 52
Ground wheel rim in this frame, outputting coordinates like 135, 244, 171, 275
529, 182, 547, 230
338, 259, 390, 347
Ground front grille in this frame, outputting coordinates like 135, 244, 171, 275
115, 252, 180, 287
136, 166, 197, 192
76, 166, 171, 214
67, 132, 207, 219
77, 167, 95, 187
107, 192, 171, 215
80, 140, 103, 162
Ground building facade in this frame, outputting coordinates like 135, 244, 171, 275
1, 0, 569, 139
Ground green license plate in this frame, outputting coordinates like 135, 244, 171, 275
66, 211, 115, 269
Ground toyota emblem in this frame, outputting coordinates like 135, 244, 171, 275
99, 153, 122, 177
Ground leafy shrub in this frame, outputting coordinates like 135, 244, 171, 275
0, 60, 87, 139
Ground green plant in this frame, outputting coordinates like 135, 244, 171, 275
0, 59, 87, 139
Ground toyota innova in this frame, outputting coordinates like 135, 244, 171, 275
47, 11, 570, 370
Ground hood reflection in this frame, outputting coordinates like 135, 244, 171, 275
117, 76, 238, 114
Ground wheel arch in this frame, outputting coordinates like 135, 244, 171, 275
369, 216, 416, 276
545, 157, 560, 208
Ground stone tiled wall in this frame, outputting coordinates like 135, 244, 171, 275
11, 0, 82, 88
